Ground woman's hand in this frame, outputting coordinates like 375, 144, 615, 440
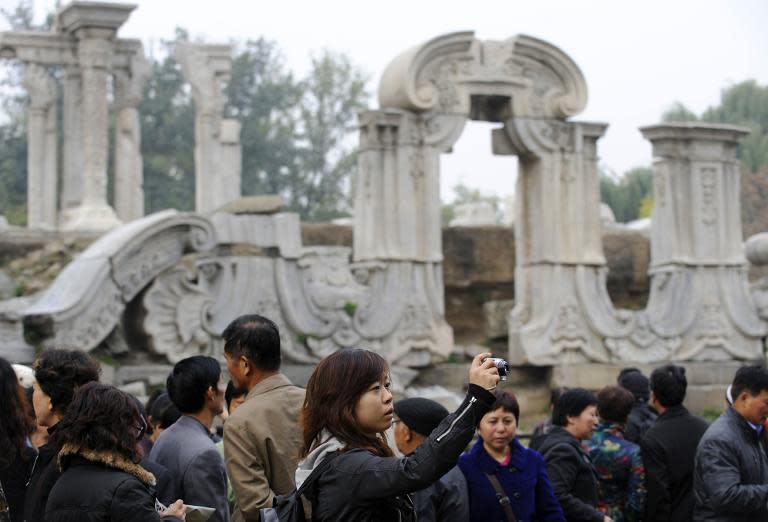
161, 499, 186, 520
469, 353, 500, 391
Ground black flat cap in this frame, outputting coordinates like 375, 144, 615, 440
394, 397, 450, 437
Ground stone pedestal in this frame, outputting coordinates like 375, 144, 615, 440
637, 123, 766, 360
22, 64, 57, 230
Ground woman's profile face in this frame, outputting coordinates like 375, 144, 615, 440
32, 381, 55, 427
567, 404, 598, 440
478, 407, 517, 453
353, 375, 394, 436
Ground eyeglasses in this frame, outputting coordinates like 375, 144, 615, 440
134, 418, 148, 441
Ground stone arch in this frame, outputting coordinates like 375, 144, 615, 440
356, 31, 766, 365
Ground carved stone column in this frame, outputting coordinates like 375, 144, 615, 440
61, 66, 84, 219
56, 2, 135, 231
217, 119, 242, 207
354, 110, 464, 263
22, 64, 57, 229
113, 49, 149, 222
638, 123, 766, 360
499, 118, 614, 364
175, 43, 241, 213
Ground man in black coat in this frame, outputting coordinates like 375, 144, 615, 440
693, 365, 768, 522
640, 364, 708, 521
617, 368, 658, 443
393, 398, 469, 522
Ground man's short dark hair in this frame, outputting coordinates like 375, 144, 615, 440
731, 365, 768, 399
597, 385, 635, 424
552, 388, 598, 427
222, 314, 281, 372
33, 349, 101, 412
166, 356, 221, 414
225, 381, 247, 410
150, 392, 181, 429
650, 364, 687, 407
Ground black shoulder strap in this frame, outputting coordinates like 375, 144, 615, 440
297, 451, 341, 521
296, 450, 341, 495
484, 472, 517, 522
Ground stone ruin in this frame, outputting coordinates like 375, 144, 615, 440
1, 20, 768, 405
0, 2, 242, 231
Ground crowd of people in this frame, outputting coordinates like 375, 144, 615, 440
1, 313, 768, 522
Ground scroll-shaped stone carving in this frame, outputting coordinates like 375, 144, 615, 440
139, 212, 452, 366
378, 32, 587, 120
22, 211, 216, 351
23, 63, 58, 230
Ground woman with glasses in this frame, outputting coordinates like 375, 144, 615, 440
45, 382, 186, 521
0, 357, 36, 522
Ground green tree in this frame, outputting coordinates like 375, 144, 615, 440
662, 80, 768, 172
600, 167, 653, 223
661, 101, 699, 122
292, 50, 369, 220
226, 38, 303, 199
139, 29, 196, 213
441, 183, 503, 226
0, 0, 40, 224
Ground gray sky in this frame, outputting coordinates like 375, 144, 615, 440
21, 0, 768, 202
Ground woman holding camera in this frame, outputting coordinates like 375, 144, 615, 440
293, 348, 499, 521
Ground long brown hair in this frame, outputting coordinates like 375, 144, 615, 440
299, 348, 394, 458
0, 357, 35, 469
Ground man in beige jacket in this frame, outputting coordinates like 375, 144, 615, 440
222, 314, 305, 522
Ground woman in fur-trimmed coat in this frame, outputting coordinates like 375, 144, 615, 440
44, 383, 186, 522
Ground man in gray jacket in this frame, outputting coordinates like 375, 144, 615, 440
693, 365, 768, 521
150, 355, 230, 522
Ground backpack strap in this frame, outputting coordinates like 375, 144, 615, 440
484, 472, 518, 522
297, 451, 341, 521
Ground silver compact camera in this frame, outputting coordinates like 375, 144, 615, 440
484, 357, 509, 381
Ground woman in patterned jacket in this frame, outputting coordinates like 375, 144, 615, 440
585, 385, 646, 522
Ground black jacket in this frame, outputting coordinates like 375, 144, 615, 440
538, 426, 602, 522
310, 385, 494, 521
693, 407, 768, 522
639, 404, 708, 522
0, 445, 35, 522
624, 402, 657, 444
44, 444, 173, 522
23, 430, 60, 522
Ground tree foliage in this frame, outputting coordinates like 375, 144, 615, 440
663, 80, 768, 172
292, 51, 368, 220
0, 16, 369, 222
441, 183, 504, 226
600, 167, 653, 223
